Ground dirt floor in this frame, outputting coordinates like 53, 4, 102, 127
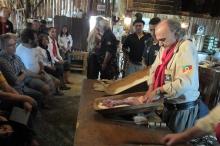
34, 73, 85, 146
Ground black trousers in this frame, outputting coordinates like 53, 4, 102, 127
87, 54, 99, 79
44, 66, 63, 79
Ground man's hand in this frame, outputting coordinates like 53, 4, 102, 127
22, 95, 35, 105
59, 60, 64, 64
124, 96, 144, 105
143, 89, 157, 103
161, 133, 185, 146
23, 102, 33, 112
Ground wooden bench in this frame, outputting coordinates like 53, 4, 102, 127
70, 51, 88, 74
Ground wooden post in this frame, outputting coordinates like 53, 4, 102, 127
127, 0, 133, 10
87, 0, 93, 15
25, 0, 31, 18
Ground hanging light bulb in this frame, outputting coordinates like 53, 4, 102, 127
124, 17, 131, 26
181, 22, 189, 29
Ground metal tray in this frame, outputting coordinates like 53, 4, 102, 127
93, 92, 162, 116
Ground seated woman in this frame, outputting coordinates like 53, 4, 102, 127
58, 25, 73, 64
38, 34, 69, 91
48, 27, 72, 86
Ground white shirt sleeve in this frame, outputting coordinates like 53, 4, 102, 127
68, 34, 73, 48
58, 35, 64, 48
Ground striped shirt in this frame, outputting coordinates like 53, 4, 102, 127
0, 51, 26, 86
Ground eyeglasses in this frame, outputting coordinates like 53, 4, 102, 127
158, 38, 166, 42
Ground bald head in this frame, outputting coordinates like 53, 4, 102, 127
155, 19, 184, 48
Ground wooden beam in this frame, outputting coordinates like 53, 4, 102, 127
25, 0, 31, 18
33, 0, 44, 13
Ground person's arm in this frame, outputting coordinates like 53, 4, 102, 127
162, 105, 220, 146
24, 70, 42, 79
0, 91, 34, 104
162, 127, 206, 146
69, 35, 73, 49
102, 51, 112, 69
146, 47, 161, 87
58, 35, 64, 48
101, 34, 117, 70
55, 41, 63, 62
0, 74, 19, 94
143, 49, 161, 102
162, 41, 198, 99
47, 46, 56, 65
122, 36, 129, 54
16, 71, 25, 83
0, 59, 18, 86
0, 91, 34, 112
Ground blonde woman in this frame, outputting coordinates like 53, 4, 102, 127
97, 19, 119, 79
87, 16, 104, 79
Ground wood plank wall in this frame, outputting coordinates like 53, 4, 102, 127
137, 12, 220, 38
54, 16, 89, 51
32, 0, 89, 18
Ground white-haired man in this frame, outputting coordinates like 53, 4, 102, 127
144, 19, 200, 132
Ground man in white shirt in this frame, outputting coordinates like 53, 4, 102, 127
16, 29, 55, 96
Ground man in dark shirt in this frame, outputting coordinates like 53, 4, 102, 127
97, 19, 118, 79
142, 17, 161, 66
123, 18, 151, 76
0, 7, 14, 35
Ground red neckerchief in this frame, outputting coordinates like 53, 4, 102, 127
0, 22, 6, 34
52, 39, 58, 57
215, 123, 220, 143
153, 42, 177, 90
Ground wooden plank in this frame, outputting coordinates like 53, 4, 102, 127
133, 0, 175, 5
105, 68, 149, 95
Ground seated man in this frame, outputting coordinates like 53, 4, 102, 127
0, 69, 37, 136
0, 70, 35, 113
0, 33, 43, 106
16, 29, 60, 95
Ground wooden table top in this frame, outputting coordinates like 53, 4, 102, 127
74, 79, 189, 146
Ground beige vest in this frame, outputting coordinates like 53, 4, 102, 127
148, 40, 200, 104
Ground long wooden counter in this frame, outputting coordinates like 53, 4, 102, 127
74, 79, 188, 146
